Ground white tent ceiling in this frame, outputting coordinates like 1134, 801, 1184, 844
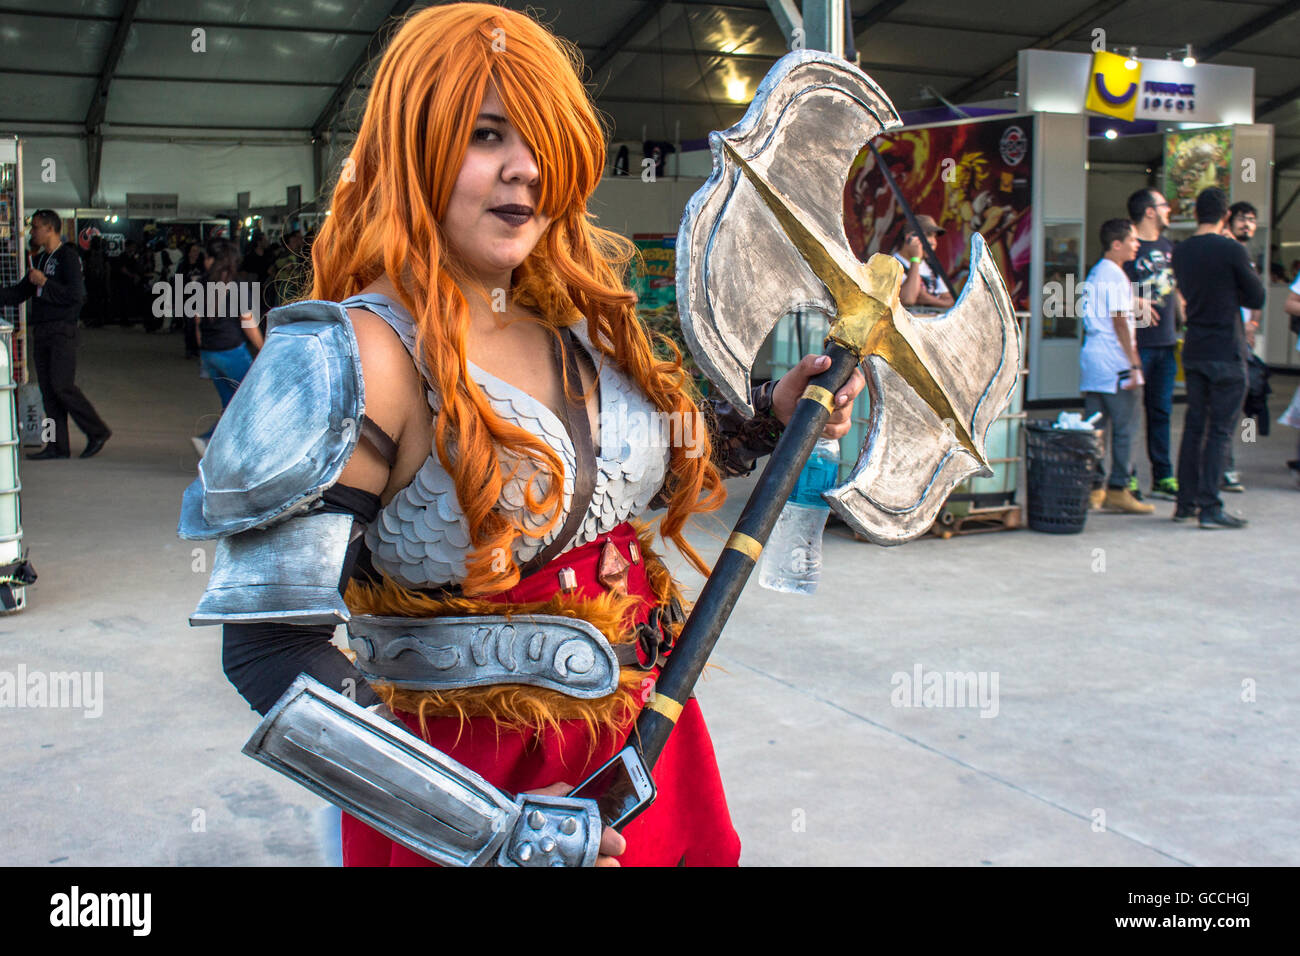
2, 0, 1298, 218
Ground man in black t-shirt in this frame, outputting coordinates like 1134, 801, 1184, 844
0, 210, 111, 459
1170, 189, 1264, 529
1124, 188, 1179, 500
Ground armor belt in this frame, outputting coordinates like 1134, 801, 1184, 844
348, 599, 686, 694
348, 613, 639, 698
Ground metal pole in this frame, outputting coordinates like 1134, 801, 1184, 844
869, 141, 957, 299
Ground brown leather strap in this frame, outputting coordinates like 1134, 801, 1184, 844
358, 414, 398, 467
517, 328, 597, 577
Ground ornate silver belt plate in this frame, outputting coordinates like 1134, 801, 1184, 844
347, 614, 622, 698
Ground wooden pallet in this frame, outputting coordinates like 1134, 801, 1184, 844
927, 503, 1021, 539
826, 503, 1022, 543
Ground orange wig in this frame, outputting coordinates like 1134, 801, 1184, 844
309, 2, 724, 596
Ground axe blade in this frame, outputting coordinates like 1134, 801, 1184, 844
676, 50, 901, 414
826, 233, 1022, 545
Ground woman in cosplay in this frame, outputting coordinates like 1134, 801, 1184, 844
193, 3, 862, 867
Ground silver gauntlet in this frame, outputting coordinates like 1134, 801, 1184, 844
244, 675, 603, 867
501, 794, 602, 868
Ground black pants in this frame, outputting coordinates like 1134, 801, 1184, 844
1176, 358, 1246, 513
31, 322, 111, 456
183, 314, 199, 355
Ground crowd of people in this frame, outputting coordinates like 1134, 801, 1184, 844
4, 216, 313, 461
1078, 185, 1300, 530
78, 228, 309, 345
8, 193, 1300, 510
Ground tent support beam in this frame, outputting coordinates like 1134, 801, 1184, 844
588, 0, 673, 74
311, 0, 417, 149
946, 0, 1126, 103
313, 139, 325, 207
84, 0, 140, 204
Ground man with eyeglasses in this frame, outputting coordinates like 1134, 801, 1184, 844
1220, 201, 1260, 492
1124, 188, 1180, 501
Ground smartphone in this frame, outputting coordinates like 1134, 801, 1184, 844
568, 744, 656, 831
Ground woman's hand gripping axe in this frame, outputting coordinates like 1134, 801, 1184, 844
588, 50, 1023, 791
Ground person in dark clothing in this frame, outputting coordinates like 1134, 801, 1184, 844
1219, 200, 1260, 492
1124, 188, 1180, 500
1171, 188, 1265, 529
110, 239, 144, 326
0, 210, 112, 459
178, 242, 205, 357
239, 232, 274, 283
267, 230, 305, 308
81, 235, 111, 328
192, 238, 264, 456
239, 232, 275, 317
140, 238, 167, 333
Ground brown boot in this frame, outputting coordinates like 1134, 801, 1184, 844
1089, 488, 1106, 510
1102, 487, 1155, 514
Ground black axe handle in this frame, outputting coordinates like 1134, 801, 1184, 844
634, 344, 861, 768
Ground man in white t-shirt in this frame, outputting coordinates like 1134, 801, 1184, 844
1080, 218, 1154, 514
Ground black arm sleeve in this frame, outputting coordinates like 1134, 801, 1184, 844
0, 277, 34, 307
703, 378, 784, 479
647, 380, 785, 510
221, 483, 385, 717
1233, 244, 1266, 311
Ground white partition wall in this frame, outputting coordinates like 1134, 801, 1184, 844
1028, 112, 1088, 401
0, 137, 27, 612
1230, 124, 1291, 369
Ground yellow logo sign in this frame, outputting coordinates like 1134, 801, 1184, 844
1084, 50, 1141, 122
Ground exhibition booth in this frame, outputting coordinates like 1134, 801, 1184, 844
1017, 48, 1281, 396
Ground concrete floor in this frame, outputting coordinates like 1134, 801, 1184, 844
3, 324, 1297, 866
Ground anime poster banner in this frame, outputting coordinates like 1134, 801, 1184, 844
843, 116, 1034, 310
1163, 128, 1231, 222
631, 234, 676, 313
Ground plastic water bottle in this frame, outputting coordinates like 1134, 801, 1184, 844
759, 437, 840, 595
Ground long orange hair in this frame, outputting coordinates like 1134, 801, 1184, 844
309, 2, 723, 596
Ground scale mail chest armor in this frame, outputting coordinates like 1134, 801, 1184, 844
179, 288, 782, 867
344, 293, 670, 591
178, 292, 780, 629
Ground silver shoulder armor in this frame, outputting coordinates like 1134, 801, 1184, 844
177, 299, 366, 626
245, 675, 603, 867
178, 299, 364, 539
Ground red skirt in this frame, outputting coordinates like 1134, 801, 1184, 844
341, 522, 741, 867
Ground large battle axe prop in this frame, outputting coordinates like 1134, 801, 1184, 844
611, 50, 1022, 774
240, 51, 1022, 861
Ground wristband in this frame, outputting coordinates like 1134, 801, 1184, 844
908, 257, 921, 264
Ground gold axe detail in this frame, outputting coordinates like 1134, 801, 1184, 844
676, 50, 1023, 545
